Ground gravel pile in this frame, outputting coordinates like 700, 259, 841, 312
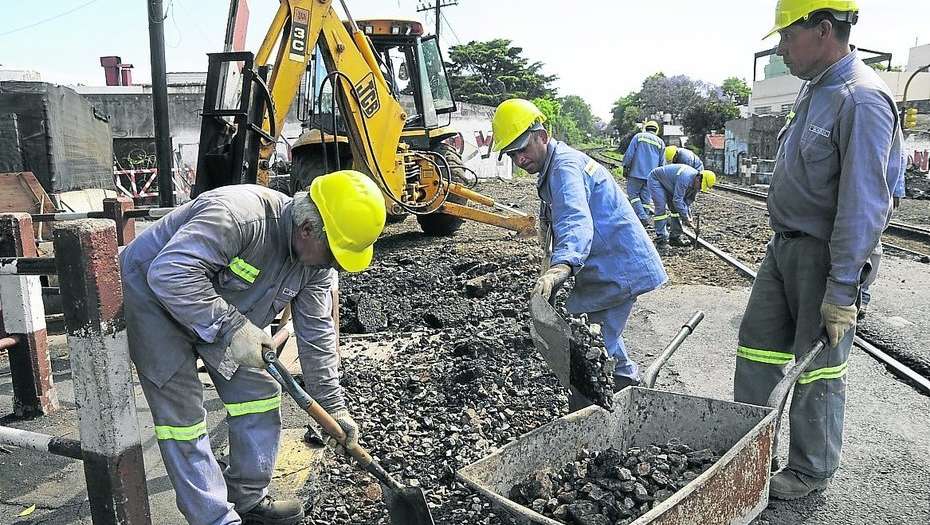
509, 441, 720, 525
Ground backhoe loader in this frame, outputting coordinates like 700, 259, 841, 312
193, 0, 535, 237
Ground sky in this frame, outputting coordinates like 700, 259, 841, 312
1, 0, 927, 119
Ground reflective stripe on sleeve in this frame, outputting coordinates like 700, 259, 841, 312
737, 346, 794, 365
225, 395, 281, 417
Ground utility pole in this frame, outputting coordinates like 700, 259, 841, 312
147, 0, 176, 207
416, 0, 458, 39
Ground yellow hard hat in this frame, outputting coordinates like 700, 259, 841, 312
700, 170, 717, 193
764, 0, 859, 39
491, 99, 546, 153
665, 145, 678, 163
644, 120, 660, 132
309, 170, 386, 273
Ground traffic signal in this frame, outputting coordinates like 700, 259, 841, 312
904, 107, 918, 130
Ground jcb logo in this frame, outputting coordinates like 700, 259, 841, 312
288, 8, 310, 62
356, 73, 380, 118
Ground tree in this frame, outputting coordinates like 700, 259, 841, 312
682, 96, 740, 146
445, 39, 557, 106
610, 92, 643, 139
637, 73, 705, 122
559, 95, 597, 138
533, 96, 582, 144
721, 77, 751, 106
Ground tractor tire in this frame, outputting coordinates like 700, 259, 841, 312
416, 143, 467, 236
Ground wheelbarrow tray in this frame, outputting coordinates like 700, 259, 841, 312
457, 387, 776, 525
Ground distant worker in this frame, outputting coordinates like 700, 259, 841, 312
734, 0, 903, 501
648, 164, 716, 250
859, 153, 907, 320
622, 120, 666, 225
492, 99, 667, 391
665, 145, 705, 172
120, 171, 386, 525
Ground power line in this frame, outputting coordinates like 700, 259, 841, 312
439, 11, 462, 46
0, 0, 100, 38
416, 0, 457, 39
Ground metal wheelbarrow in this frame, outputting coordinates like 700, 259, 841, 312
458, 311, 829, 525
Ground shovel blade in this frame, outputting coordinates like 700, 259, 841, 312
528, 295, 572, 388
384, 485, 435, 525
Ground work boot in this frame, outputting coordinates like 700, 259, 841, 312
241, 496, 304, 525
669, 235, 691, 247
769, 468, 832, 500
857, 304, 868, 321
612, 375, 641, 393
655, 238, 669, 255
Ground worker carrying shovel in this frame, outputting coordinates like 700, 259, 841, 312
491, 99, 668, 392
120, 171, 386, 525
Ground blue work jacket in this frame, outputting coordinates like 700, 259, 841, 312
672, 148, 704, 172
538, 141, 667, 314
768, 49, 904, 306
649, 164, 699, 218
623, 131, 666, 181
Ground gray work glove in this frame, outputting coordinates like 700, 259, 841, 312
327, 409, 360, 455
533, 263, 571, 302
820, 301, 858, 347
227, 321, 273, 369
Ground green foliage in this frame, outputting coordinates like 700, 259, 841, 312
445, 39, 557, 106
870, 63, 904, 72
560, 95, 598, 138
681, 97, 740, 145
533, 96, 582, 145
721, 77, 751, 106
610, 93, 643, 139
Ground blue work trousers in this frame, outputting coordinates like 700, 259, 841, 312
626, 178, 653, 223
650, 185, 683, 241
587, 298, 638, 380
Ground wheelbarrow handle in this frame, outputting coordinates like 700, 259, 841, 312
265, 330, 406, 492
642, 311, 705, 389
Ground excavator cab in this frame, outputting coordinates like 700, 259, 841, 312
193, 0, 534, 238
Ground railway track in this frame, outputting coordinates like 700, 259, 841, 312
682, 226, 930, 396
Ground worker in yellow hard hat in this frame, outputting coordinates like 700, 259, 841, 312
647, 164, 715, 250
622, 120, 666, 225
119, 170, 385, 524
665, 145, 705, 172
492, 98, 668, 397
735, 0, 905, 501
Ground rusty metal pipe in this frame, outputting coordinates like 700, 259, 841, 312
0, 335, 21, 351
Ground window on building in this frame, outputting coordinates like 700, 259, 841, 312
754, 106, 771, 114
781, 103, 794, 113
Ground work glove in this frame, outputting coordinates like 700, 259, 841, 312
326, 409, 360, 455
227, 321, 273, 369
533, 263, 572, 302
820, 301, 858, 347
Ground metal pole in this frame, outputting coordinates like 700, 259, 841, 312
434, 1, 440, 39
147, 0, 176, 207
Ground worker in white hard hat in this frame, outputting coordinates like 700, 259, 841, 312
734, 0, 904, 500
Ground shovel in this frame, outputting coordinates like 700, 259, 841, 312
265, 330, 435, 525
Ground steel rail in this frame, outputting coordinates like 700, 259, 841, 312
682, 228, 930, 396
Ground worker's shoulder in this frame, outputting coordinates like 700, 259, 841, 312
550, 142, 593, 173
835, 58, 896, 109
197, 185, 290, 224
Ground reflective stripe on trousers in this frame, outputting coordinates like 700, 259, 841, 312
734, 234, 852, 478
626, 178, 652, 222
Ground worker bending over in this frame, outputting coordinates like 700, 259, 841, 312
647, 164, 716, 250
622, 120, 666, 225
120, 171, 386, 525
664, 145, 704, 172
735, 0, 903, 500
492, 99, 667, 391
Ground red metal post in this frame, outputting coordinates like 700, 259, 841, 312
102, 196, 136, 246
0, 213, 58, 418
54, 219, 151, 524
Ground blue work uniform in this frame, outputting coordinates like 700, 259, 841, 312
623, 131, 666, 222
538, 140, 667, 379
671, 148, 704, 172
861, 150, 907, 308
734, 50, 903, 480
648, 164, 700, 241
121, 185, 340, 525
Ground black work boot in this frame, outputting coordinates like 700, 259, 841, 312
655, 237, 669, 255
669, 235, 691, 247
241, 496, 304, 525
612, 375, 641, 393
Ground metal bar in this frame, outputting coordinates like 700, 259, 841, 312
0, 335, 21, 351
0, 257, 59, 276
31, 211, 107, 222
854, 336, 930, 396
642, 311, 705, 388
148, 0, 175, 207
0, 425, 82, 460
54, 219, 151, 524
684, 229, 758, 279
0, 214, 57, 418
